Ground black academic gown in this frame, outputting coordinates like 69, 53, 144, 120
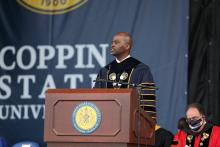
94, 57, 156, 120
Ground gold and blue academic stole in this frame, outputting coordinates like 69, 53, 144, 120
106, 67, 136, 88
105, 58, 140, 88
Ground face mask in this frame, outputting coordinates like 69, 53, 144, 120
187, 118, 203, 132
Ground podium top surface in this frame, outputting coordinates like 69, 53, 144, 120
46, 88, 136, 94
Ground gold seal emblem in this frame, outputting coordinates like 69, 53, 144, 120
120, 72, 128, 80
75, 106, 97, 130
17, 0, 88, 15
109, 72, 116, 81
72, 102, 101, 134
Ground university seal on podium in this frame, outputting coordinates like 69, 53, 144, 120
72, 101, 101, 134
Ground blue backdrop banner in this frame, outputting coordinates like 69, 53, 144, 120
0, 0, 188, 146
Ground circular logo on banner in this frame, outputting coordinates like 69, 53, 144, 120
72, 102, 101, 134
17, 0, 88, 15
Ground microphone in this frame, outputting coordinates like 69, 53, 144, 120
117, 73, 122, 88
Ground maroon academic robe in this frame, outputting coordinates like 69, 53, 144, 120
172, 126, 220, 147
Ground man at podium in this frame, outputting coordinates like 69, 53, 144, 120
94, 32, 156, 121
94, 32, 174, 147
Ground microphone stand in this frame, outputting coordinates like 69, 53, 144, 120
94, 78, 157, 147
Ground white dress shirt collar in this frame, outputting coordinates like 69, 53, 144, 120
115, 55, 131, 63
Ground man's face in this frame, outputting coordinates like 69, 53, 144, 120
111, 35, 129, 57
186, 107, 205, 132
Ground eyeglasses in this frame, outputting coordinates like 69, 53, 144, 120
186, 116, 203, 122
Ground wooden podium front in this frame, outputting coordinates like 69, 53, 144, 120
44, 88, 155, 147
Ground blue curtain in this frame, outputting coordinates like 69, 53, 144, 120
0, 0, 188, 146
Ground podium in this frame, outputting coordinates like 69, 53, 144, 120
44, 88, 155, 147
